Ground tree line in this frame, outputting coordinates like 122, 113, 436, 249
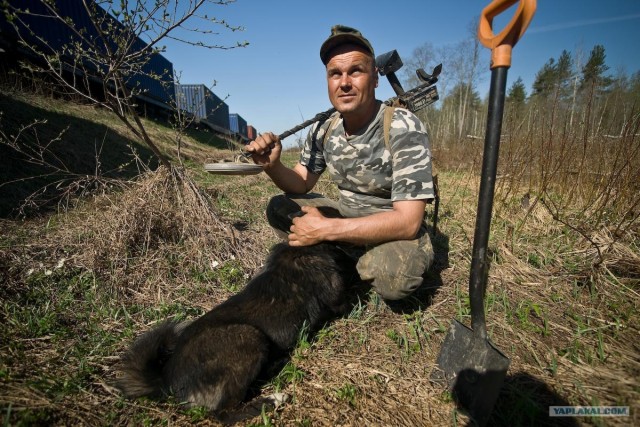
403, 28, 640, 146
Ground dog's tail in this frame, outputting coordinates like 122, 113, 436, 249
116, 320, 188, 399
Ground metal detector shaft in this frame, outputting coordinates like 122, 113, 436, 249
278, 108, 336, 140
241, 107, 336, 157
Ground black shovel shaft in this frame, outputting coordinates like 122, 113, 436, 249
469, 66, 509, 339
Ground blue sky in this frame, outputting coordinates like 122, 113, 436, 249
161, 0, 640, 147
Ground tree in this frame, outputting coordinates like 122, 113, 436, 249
3, 0, 247, 170
581, 44, 612, 91
532, 58, 557, 97
507, 77, 527, 106
440, 82, 482, 138
629, 71, 640, 104
555, 50, 574, 101
402, 41, 441, 91
531, 51, 577, 126
448, 18, 483, 140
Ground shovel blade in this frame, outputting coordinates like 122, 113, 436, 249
431, 320, 510, 427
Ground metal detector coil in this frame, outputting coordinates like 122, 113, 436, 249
203, 162, 263, 175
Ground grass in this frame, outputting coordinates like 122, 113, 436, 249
1, 89, 639, 426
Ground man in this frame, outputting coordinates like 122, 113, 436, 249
246, 25, 435, 300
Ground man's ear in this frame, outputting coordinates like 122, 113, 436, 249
374, 67, 379, 88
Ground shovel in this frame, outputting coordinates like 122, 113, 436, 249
431, 1, 536, 425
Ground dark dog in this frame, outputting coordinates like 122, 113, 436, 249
116, 242, 357, 413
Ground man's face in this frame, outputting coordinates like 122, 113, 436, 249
325, 44, 378, 117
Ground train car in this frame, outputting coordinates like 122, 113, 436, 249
247, 125, 258, 140
0, 0, 174, 109
175, 84, 230, 131
229, 113, 248, 140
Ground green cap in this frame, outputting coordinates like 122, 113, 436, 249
320, 25, 374, 65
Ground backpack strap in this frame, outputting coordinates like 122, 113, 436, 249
383, 105, 395, 152
322, 112, 341, 148
322, 106, 395, 150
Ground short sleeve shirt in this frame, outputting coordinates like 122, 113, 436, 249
299, 101, 435, 217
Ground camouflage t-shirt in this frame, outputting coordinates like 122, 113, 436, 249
300, 101, 435, 217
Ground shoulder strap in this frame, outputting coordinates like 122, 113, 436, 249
321, 107, 394, 151
383, 105, 395, 152
322, 112, 341, 148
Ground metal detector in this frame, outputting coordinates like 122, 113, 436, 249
205, 52, 441, 175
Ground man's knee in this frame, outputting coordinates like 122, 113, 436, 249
369, 272, 424, 300
356, 234, 434, 300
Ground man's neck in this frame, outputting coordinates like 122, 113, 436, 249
342, 101, 379, 136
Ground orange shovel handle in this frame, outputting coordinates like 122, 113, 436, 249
478, 0, 536, 68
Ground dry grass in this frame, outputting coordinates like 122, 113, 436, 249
1, 94, 639, 426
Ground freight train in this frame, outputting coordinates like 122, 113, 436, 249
0, 0, 257, 142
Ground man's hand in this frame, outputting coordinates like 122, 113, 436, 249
288, 206, 330, 246
246, 132, 281, 169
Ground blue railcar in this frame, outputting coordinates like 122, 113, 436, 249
0, 0, 174, 106
229, 113, 248, 139
175, 84, 230, 131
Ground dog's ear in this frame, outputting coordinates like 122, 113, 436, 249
316, 206, 343, 218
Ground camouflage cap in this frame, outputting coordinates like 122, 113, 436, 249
320, 25, 374, 65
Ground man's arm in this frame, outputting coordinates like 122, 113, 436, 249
288, 199, 426, 246
264, 162, 320, 194
246, 132, 320, 194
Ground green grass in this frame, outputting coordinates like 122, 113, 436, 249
1, 90, 638, 426
335, 383, 358, 406
190, 258, 247, 292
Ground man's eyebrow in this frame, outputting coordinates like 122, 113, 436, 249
326, 60, 369, 74
348, 63, 367, 72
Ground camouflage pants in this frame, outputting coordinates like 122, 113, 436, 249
266, 194, 434, 300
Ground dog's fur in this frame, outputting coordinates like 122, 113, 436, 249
116, 242, 357, 412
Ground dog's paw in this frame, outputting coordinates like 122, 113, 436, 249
262, 392, 290, 408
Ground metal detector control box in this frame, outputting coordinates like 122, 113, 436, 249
376, 49, 441, 113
